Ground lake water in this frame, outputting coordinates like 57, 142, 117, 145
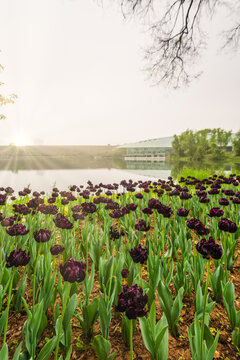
0, 157, 172, 193
0, 155, 237, 193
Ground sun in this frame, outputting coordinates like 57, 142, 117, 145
13, 133, 28, 146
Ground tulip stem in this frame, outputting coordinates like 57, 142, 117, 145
200, 259, 210, 360
0, 229, 6, 270
54, 282, 72, 360
3, 269, 14, 344
32, 243, 42, 312
161, 217, 165, 267
193, 233, 197, 292
140, 264, 143, 290
130, 319, 133, 360
224, 235, 228, 281
108, 242, 115, 307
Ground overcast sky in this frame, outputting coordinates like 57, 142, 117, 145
0, 0, 239, 146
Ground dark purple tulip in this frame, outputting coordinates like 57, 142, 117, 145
60, 258, 86, 283
219, 198, 229, 206
208, 188, 220, 195
109, 225, 125, 240
5, 187, 14, 194
33, 229, 52, 243
157, 203, 173, 218
0, 194, 6, 205
1, 215, 19, 227
223, 189, 235, 196
148, 198, 161, 209
109, 209, 124, 218
81, 202, 97, 214
186, 218, 209, 235
71, 205, 82, 213
6, 249, 30, 267
186, 218, 200, 230
50, 244, 65, 255
196, 237, 222, 260
179, 192, 192, 200
115, 284, 148, 319
60, 191, 71, 198
23, 188, 31, 195
196, 190, 207, 198
142, 207, 153, 215
218, 218, 238, 233
53, 213, 73, 230
6, 224, 29, 236
48, 197, 56, 204
121, 268, 129, 279
94, 196, 108, 204
82, 191, 89, 199
196, 238, 209, 259
195, 223, 209, 236
61, 199, 69, 205
126, 203, 138, 211
67, 194, 77, 202
27, 198, 44, 208
73, 212, 86, 221
135, 193, 143, 199
208, 207, 224, 217
169, 189, 180, 196
135, 219, 150, 232
129, 245, 148, 264
121, 206, 130, 215
199, 196, 210, 203
39, 204, 58, 215
13, 204, 31, 215
209, 243, 223, 260
177, 208, 189, 217
105, 201, 119, 210
232, 197, 240, 204
33, 191, 40, 197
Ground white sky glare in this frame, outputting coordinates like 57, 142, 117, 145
0, 0, 239, 146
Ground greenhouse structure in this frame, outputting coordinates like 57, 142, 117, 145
118, 136, 173, 161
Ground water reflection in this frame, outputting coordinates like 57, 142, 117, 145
0, 155, 238, 193
0, 156, 171, 193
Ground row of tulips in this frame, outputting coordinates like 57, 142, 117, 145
0, 173, 239, 359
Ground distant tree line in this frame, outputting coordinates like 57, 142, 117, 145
172, 128, 240, 160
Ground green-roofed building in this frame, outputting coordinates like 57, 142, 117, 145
118, 136, 173, 161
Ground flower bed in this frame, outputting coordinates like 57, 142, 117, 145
0, 174, 240, 359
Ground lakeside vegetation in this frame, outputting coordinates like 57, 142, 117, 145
171, 128, 240, 161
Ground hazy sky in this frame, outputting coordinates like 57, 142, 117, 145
0, 0, 239, 146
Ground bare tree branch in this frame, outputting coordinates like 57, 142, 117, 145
117, 0, 240, 87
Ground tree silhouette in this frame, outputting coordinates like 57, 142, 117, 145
119, 0, 240, 87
